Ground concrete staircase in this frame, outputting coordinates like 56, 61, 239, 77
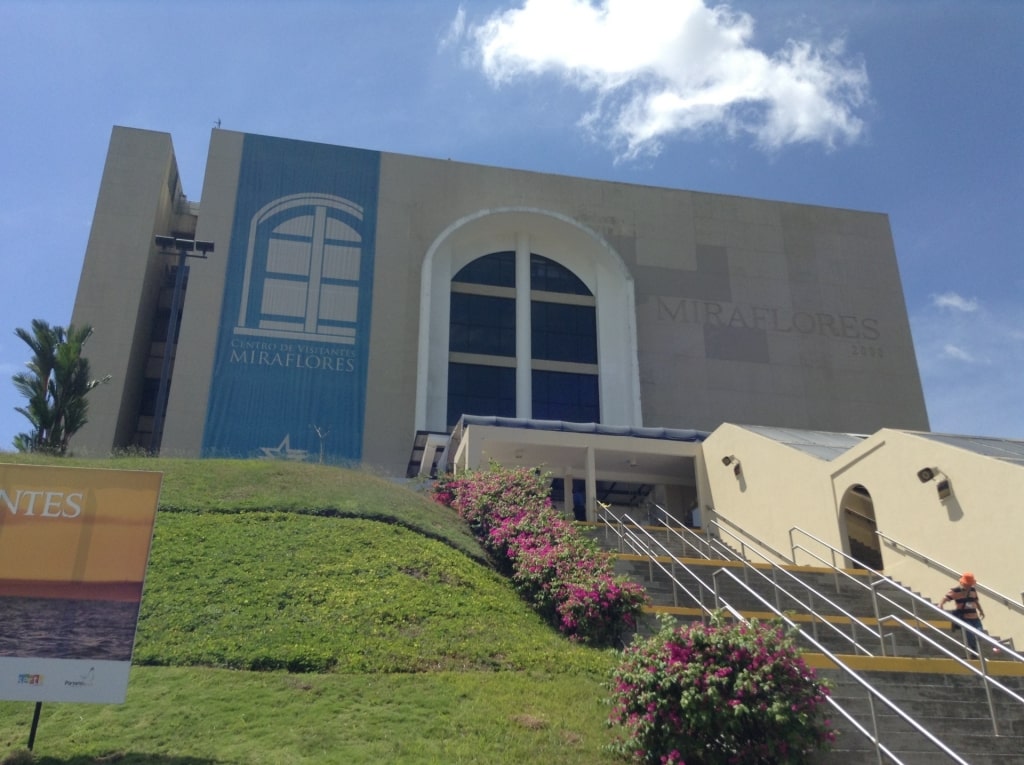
583, 523, 1024, 764
813, 664, 1024, 764
615, 555, 952, 659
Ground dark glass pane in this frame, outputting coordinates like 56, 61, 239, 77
532, 370, 599, 423
450, 293, 516, 356
138, 377, 161, 417
530, 254, 590, 295
152, 309, 171, 343
452, 251, 516, 287
447, 363, 516, 427
531, 301, 598, 363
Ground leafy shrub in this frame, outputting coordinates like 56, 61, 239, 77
432, 465, 646, 646
608, 614, 834, 764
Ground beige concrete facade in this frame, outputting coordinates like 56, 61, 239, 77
69, 125, 1024, 651
71, 125, 928, 474
703, 423, 1024, 648
71, 129, 195, 452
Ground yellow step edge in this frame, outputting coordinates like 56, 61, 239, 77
633, 608, 1024, 676
802, 653, 1024, 676
614, 552, 874, 577
643, 606, 946, 630
585, 521, 875, 576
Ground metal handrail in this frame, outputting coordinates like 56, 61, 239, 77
876, 613, 1024, 737
607, 505, 1024, 669
660, 507, 922, 657
702, 516, 923, 656
687, 514, 894, 654
876, 529, 1024, 615
618, 510, 878, 657
598, 508, 970, 765
783, 525, 1024, 733
606, 509, 878, 660
652, 518, 721, 561
710, 566, 972, 765
597, 506, 737, 622
709, 509, 795, 566
784, 536, 950, 654
602, 507, 1024, 748
789, 526, 1024, 664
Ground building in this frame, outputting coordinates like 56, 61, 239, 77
71, 126, 927, 468
700, 424, 1024, 648
71, 126, 1024, 646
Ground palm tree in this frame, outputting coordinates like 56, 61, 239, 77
12, 319, 109, 455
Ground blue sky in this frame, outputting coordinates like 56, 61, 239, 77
1, 0, 1021, 449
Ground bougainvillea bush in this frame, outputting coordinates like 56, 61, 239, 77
431, 465, 646, 646
608, 614, 834, 765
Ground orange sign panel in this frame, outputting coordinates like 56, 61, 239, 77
0, 463, 162, 703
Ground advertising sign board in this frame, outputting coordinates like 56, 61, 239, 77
0, 464, 162, 703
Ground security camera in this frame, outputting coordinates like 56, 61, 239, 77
916, 467, 937, 483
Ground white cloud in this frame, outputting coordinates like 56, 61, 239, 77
441, 5, 467, 50
455, 0, 868, 157
932, 292, 978, 312
912, 297, 1024, 437
941, 344, 975, 363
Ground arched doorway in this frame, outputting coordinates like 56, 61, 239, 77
840, 484, 883, 570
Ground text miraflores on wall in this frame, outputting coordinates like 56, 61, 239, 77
228, 337, 357, 372
655, 297, 880, 341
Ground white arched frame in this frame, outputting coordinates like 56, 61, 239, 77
414, 207, 642, 432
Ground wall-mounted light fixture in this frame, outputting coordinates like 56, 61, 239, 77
721, 455, 741, 476
916, 466, 952, 500
193, 240, 215, 257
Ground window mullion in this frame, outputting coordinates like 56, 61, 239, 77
515, 234, 532, 418
305, 206, 327, 334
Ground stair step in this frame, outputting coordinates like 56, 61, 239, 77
586, 521, 1024, 764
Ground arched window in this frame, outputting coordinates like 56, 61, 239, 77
416, 208, 641, 434
446, 252, 599, 427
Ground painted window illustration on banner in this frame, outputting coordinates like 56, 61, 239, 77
236, 193, 365, 346
203, 136, 380, 462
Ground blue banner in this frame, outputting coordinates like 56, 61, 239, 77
203, 134, 380, 462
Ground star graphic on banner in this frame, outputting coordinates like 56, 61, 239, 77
258, 434, 308, 461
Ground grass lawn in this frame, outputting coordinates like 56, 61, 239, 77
0, 456, 624, 764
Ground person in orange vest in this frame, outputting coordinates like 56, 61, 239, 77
941, 571, 986, 653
